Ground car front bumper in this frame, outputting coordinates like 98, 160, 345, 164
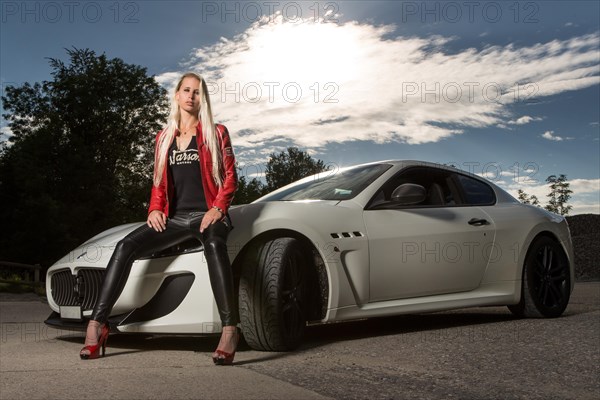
45, 247, 223, 334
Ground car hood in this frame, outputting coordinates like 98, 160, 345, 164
248, 199, 341, 207
50, 222, 145, 268
81, 222, 145, 247
80, 201, 338, 248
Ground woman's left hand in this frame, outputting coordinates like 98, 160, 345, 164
200, 207, 223, 233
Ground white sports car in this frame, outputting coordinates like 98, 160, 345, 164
45, 160, 574, 351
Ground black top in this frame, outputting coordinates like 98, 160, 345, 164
168, 135, 208, 213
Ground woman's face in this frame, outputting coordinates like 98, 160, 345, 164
176, 76, 201, 114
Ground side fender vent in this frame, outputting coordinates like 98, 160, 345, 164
330, 231, 364, 239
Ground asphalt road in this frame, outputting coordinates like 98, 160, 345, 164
1, 282, 598, 400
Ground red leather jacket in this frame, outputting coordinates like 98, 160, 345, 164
148, 123, 238, 217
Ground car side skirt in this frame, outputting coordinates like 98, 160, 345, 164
324, 281, 519, 321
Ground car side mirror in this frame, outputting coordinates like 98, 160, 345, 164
391, 183, 426, 205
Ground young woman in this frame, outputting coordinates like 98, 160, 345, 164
80, 72, 240, 365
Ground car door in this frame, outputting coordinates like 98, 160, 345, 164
364, 167, 497, 302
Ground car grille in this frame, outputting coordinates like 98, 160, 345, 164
50, 268, 105, 310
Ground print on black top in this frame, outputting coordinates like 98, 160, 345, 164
168, 135, 208, 213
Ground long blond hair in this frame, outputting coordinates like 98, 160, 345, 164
153, 72, 223, 187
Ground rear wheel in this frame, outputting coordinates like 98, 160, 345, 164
508, 236, 571, 318
239, 237, 307, 351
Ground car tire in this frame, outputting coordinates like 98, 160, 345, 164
508, 236, 571, 318
239, 237, 307, 351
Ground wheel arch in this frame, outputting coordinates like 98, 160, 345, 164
514, 228, 575, 300
231, 228, 330, 322
508, 229, 573, 317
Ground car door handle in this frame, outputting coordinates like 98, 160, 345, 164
468, 218, 489, 226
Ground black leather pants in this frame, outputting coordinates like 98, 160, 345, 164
90, 212, 239, 326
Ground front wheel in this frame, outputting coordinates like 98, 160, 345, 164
239, 237, 307, 351
508, 236, 571, 318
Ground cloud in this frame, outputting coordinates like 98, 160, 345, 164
570, 202, 600, 215
508, 115, 543, 125
154, 72, 183, 88
541, 130, 574, 141
568, 179, 600, 214
0, 126, 13, 136
0, 125, 13, 144
570, 178, 600, 194
155, 15, 599, 160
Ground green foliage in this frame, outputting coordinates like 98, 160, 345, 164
265, 147, 329, 191
232, 149, 329, 204
0, 48, 168, 267
233, 173, 268, 205
516, 175, 573, 215
517, 189, 540, 206
545, 174, 573, 216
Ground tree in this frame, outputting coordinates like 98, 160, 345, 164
232, 164, 268, 205
0, 48, 168, 267
265, 147, 329, 191
517, 189, 540, 206
545, 174, 573, 215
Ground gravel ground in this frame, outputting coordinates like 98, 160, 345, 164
241, 282, 600, 400
566, 214, 600, 281
1, 286, 597, 399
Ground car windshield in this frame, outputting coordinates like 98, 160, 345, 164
256, 163, 392, 202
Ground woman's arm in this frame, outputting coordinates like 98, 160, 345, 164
200, 124, 238, 232
212, 124, 238, 214
148, 131, 168, 215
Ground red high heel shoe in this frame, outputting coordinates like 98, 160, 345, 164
80, 322, 110, 360
212, 327, 239, 366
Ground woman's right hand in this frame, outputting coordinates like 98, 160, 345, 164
147, 210, 167, 232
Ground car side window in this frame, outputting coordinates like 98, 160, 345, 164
368, 167, 457, 209
455, 174, 496, 205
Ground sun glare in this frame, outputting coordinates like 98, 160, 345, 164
222, 16, 364, 103
175, 14, 600, 154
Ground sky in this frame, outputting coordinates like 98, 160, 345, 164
1, 0, 599, 214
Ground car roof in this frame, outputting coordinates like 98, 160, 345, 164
255, 159, 518, 205
337, 159, 518, 204
348, 159, 465, 174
